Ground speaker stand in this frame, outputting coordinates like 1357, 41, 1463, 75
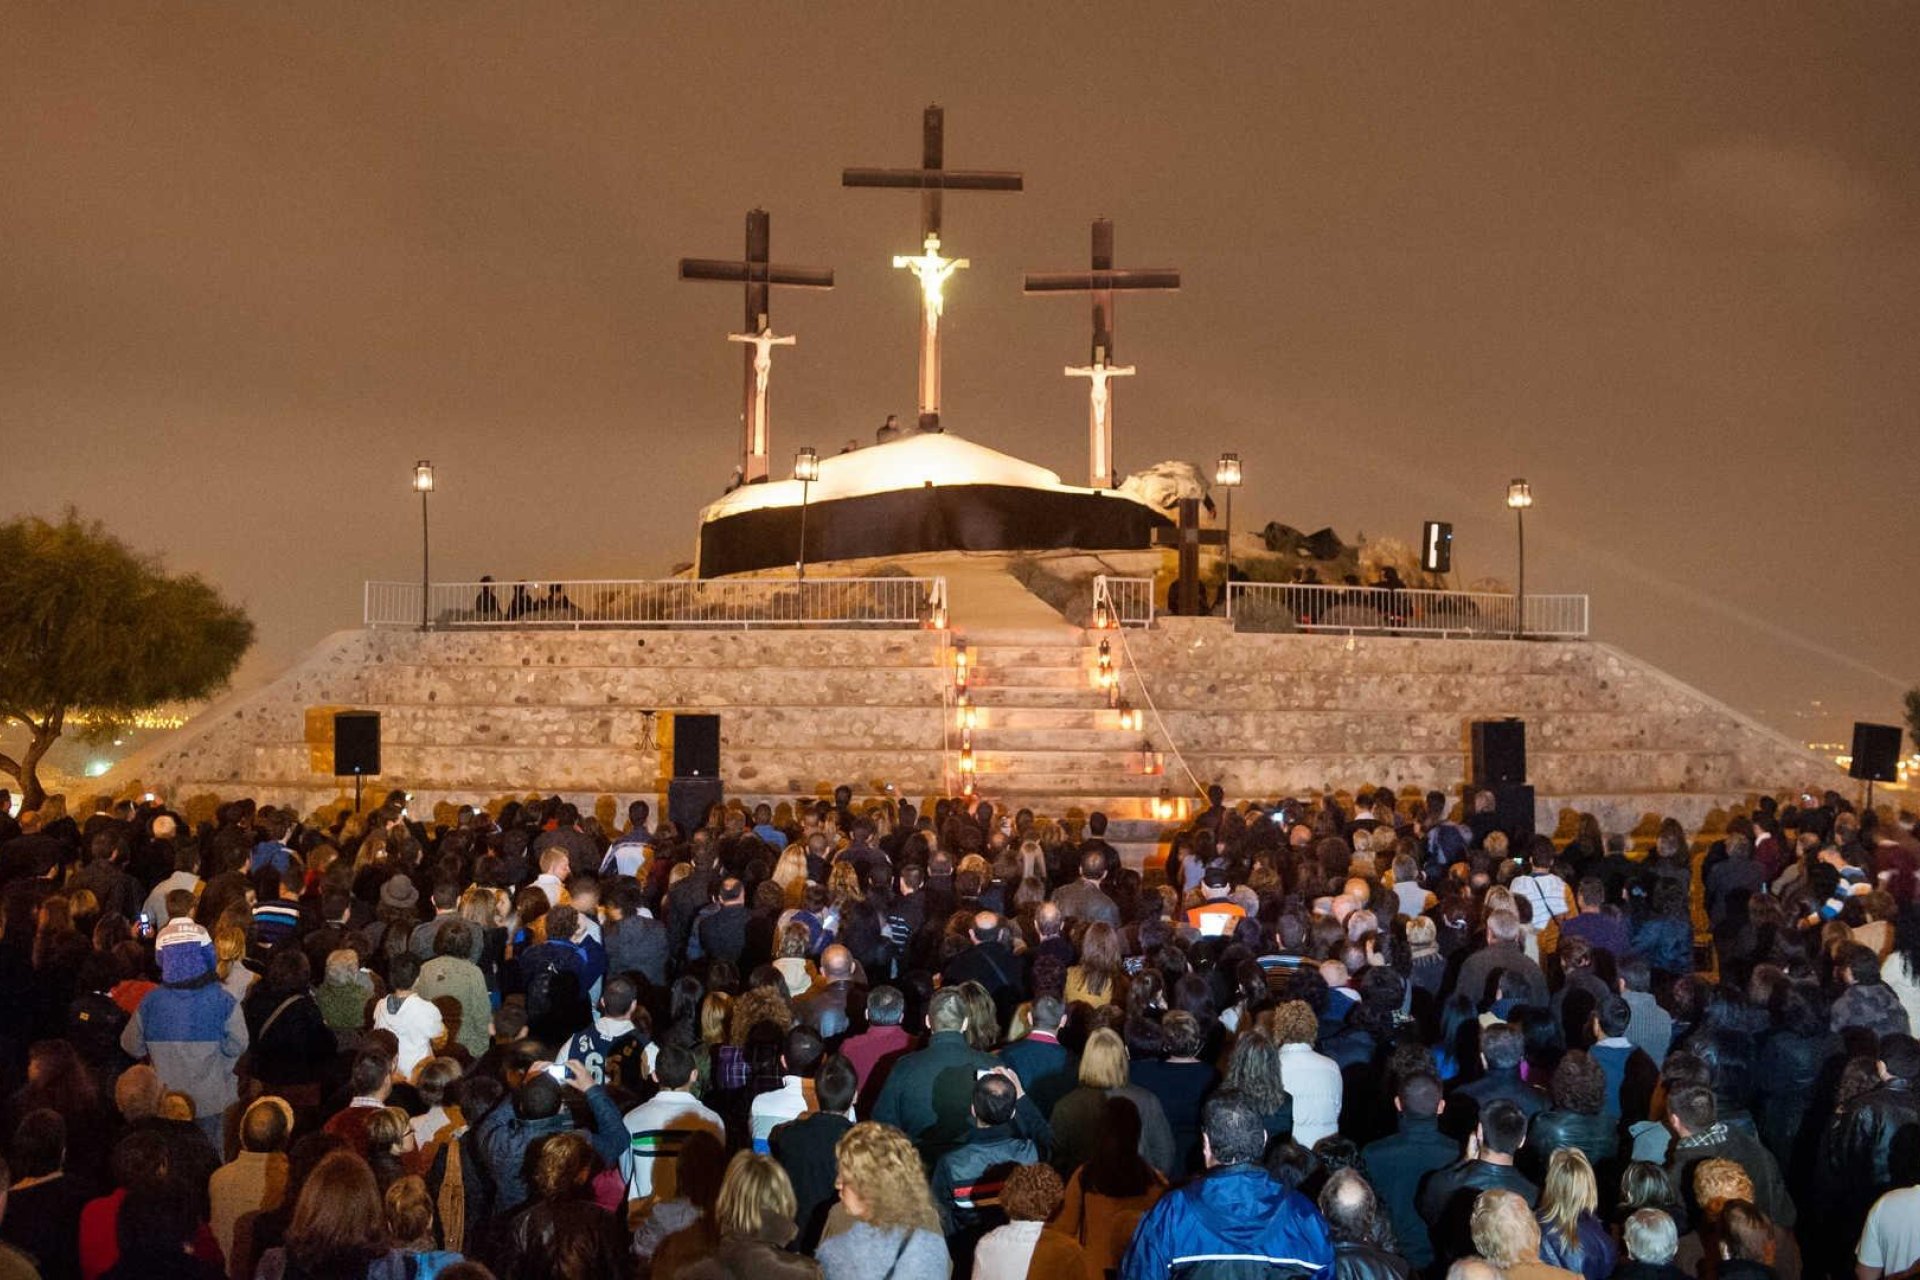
354, 773, 364, 815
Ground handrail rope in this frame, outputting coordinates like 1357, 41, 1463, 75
1109, 624, 1207, 802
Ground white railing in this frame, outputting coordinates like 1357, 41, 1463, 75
1226, 583, 1589, 639
1092, 575, 1156, 629
365, 577, 949, 631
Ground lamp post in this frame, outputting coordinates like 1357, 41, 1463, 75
1506, 478, 1532, 639
1215, 452, 1242, 593
794, 447, 820, 582
412, 460, 435, 631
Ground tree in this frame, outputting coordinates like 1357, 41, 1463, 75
0, 511, 254, 811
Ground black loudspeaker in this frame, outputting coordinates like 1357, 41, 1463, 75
333, 711, 382, 777
1849, 722, 1902, 783
673, 714, 721, 779
1494, 784, 1537, 844
1471, 718, 1527, 787
667, 777, 724, 836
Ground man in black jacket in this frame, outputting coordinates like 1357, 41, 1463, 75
1362, 1073, 1459, 1272
1417, 1099, 1538, 1266
1442, 1024, 1547, 1141
930, 1072, 1039, 1264
770, 1053, 858, 1250
940, 912, 1027, 1029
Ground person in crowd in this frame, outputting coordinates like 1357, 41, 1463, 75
1616, 1209, 1686, 1280
1418, 1100, 1538, 1267
930, 1072, 1038, 1265
1360, 1072, 1457, 1273
972, 1162, 1086, 1280
118, 920, 249, 1148
1118, 1091, 1333, 1280
1532, 1148, 1614, 1280
251, 1149, 404, 1280
1467, 1189, 1577, 1280
1056, 1096, 1167, 1280
770, 1054, 858, 1250
208, 1096, 294, 1273
492, 1132, 628, 1280
815, 1123, 951, 1280
1049, 1028, 1175, 1179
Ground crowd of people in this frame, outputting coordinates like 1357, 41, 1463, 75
0, 778, 1917, 1280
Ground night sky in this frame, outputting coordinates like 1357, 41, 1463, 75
3, 5, 1914, 744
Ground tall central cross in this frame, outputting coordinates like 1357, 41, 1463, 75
680, 208, 834, 485
1024, 219, 1181, 489
844, 104, 1023, 432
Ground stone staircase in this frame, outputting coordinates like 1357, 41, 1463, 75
956, 626, 1181, 867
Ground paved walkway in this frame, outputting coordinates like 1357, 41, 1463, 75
940, 560, 1076, 633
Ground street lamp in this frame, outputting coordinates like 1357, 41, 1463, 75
1506, 478, 1532, 639
412, 460, 435, 631
1215, 452, 1243, 592
793, 447, 820, 581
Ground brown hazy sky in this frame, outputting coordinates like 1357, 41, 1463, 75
2, 4, 1915, 743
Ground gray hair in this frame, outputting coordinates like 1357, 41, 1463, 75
324, 949, 360, 985
866, 985, 905, 1026
1624, 1208, 1678, 1264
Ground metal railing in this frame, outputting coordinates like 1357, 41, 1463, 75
1092, 575, 1156, 629
364, 577, 949, 631
1225, 583, 1589, 638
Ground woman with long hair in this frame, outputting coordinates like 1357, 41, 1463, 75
1056, 1095, 1168, 1278
1221, 1030, 1294, 1140
253, 1149, 401, 1280
1067, 922, 1126, 1009
663, 1152, 819, 1280
1047, 1028, 1177, 1178
383, 1176, 460, 1278
816, 1123, 950, 1280
1536, 1148, 1617, 1280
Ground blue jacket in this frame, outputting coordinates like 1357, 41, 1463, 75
474, 1084, 627, 1213
1120, 1164, 1334, 1280
121, 931, 248, 1119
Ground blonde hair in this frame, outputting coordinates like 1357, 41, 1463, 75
1079, 1028, 1130, 1089
715, 1151, 795, 1241
1405, 915, 1437, 950
699, 992, 733, 1045
214, 925, 247, 979
1539, 1147, 1598, 1252
834, 1123, 942, 1232
364, 1107, 408, 1155
1692, 1158, 1754, 1219
1470, 1188, 1541, 1268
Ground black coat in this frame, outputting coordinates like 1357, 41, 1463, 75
1822, 1078, 1920, 1216
1361, 1116, 1460, 1270
1333, 1241, 1413, 1280
1416, 1158, 1537, 1267
770, 1110, 853, 1251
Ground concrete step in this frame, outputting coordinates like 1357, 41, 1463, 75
962, 665, 1100, 692
969, 726, 1143, 750
363, 704, 945, 751
362, 664, 943, 707
961, 707, 1114, 732
964, 687, 1114, 710
956, 627, 1088, 647
957, 644, 1092, 668
972, 748, 1163, 773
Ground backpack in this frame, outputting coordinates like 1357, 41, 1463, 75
67, 991, 132, 1070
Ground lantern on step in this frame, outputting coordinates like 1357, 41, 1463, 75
958, 696, 977, 731
953, 648, 969, 692
1094, 598, 1115, 630
1140, 740, 1164, 776
959, 744, 976, 775
1117, 699, 1143, 734
1153, 786, 1174, 821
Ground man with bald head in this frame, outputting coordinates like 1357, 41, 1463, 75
797, 943, 867, 1040
941, 911, 1028, 1031
1030, 902, 1074, 967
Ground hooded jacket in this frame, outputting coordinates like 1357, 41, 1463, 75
1120, 1163, 1334, 1280
120, 922, 249, 1120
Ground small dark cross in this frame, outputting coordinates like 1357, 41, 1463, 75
1153, 497, 1227, 616
679, 208, 834, 485
1024, 219, 1181, 488
844, 105, 1023, 431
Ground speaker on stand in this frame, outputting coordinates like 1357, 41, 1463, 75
667, 714, 723, 836
1850, 721, 1902, 810
333, 711, 382, 813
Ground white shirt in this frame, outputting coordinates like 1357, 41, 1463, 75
1859, 1185, 1920, 1273
750, 1075, 814, 1153
1279, 1042, 1344, 1148
623, 1089, 725, 1201
372, 991, 444, 1078
973, 1220, 1045, 1280
1512, 872, 1570, 922
142, 871, 201, 924
533, 873, 567, 908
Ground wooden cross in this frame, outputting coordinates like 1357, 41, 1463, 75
843, 105, 1023, 432
1025, 219, 1181, 489
1153, 497, 1227, 616
679, 209, 834, 485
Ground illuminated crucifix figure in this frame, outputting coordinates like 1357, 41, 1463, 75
728, 322, 796, 466
679, 209, 833, 484
1025, 219, 1181, 488
845, 105, 1023, 432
